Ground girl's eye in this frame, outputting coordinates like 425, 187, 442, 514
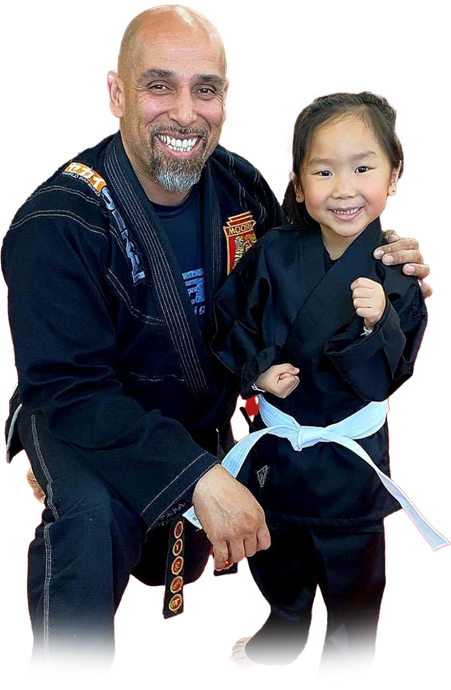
355, 166, 370, 173
316, 170, 332, 177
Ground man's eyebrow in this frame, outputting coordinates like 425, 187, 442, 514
138, 68, 175, 84
138, 69, 226, 89
196, 74, 227, 88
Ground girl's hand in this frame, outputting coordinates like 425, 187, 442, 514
351, 277, 386, 330
256, 363, 300, 398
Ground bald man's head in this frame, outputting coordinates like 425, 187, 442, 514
107, 5, 229, 204
118, 6, 226, 80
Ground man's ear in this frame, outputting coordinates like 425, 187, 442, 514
107, 71, 124, 119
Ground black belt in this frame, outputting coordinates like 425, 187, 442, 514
163, 518, 186, 618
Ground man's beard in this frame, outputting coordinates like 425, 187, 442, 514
149, 127, 212, 193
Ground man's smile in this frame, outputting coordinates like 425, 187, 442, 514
156, 134, 202, 154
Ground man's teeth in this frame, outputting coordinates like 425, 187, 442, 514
158, 135, 198, 152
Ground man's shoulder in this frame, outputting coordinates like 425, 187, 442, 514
209, 145, 265, 186
10, 135, 115, 227
208, 145, 284, 233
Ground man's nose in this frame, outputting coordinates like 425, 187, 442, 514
168, 88, 197, 127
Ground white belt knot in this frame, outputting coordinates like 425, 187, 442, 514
290, 424, 325, 451
184, 397, 449, 552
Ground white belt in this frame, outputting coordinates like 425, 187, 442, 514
184, 397, 449, 551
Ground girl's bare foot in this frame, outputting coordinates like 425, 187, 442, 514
231, 637, 257, 669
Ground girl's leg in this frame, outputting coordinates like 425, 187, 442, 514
313, 524, 386, 673
245, 522, 318, 665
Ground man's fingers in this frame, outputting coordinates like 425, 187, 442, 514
212, 541, 231, 570
256, 524, 271, 551
26, 467, 46, 503
373, 234, 431, 284
373, 238, 421, 264
373, 240, 424, 269
420, 281, 433, 299
192, 465, 270, 568
215, 522, 270, 568
407, 264, 430, 281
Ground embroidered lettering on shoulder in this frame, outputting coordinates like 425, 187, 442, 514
63, 161, 146, 285
62, 162, 107, 194
223, 211, 257, 273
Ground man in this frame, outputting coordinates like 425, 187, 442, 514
1, 5, 429, 668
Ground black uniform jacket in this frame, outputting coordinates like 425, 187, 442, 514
212, 219, 427, 526
2, 132, 284, 528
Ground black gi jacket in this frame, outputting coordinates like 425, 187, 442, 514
212, 219, 427, 526
2, 132, 284, 528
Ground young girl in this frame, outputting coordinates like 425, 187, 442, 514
206, 92, 447, 670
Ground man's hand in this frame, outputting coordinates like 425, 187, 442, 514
25, 465, 45, 505
192, 464, 270, 570
256, 363, 300, 398
373, 230, 432, 297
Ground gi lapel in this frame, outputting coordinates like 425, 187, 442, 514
103, 134, 212, 398
200, 160, 224, 326
283, 219, 383, 357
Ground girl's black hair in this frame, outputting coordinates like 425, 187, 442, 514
282, 91, 404, 226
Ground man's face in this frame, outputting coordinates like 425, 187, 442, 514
118, 26, 228, 195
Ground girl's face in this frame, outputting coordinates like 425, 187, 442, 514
295, 115, 398, 255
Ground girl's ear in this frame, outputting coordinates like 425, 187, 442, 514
388, 163, 401, 197
290, 168, 305, 204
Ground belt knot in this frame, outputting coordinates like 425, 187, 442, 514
290, 424, 323, 452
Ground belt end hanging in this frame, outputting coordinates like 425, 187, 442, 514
163, 518, 186, 619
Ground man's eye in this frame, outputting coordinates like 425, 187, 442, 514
149, 84, 169, 91
355, 166, 370, 173
197, 87, 215, 97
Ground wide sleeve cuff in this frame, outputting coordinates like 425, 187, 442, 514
324, 302, 406, 378
239, 345, 281, 399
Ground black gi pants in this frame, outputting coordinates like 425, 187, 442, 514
245, 520, 385, 668
18, 409, 210, 667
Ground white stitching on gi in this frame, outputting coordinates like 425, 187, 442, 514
10, 211, 109, 238
129, 371, 185, 382
105, 269, 164, 324
30, 185, 103, 207
31, 414, 59, 658
106, 148, 208, 394
141, 451, 208, 516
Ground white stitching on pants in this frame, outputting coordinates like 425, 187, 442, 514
31, 415, 59, 658
31, 416, 59, 521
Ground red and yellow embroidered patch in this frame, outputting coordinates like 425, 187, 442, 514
223, 211, 257, 273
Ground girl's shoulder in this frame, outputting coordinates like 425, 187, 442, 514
259, 222, 305, 248
235, 223, 303, 271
